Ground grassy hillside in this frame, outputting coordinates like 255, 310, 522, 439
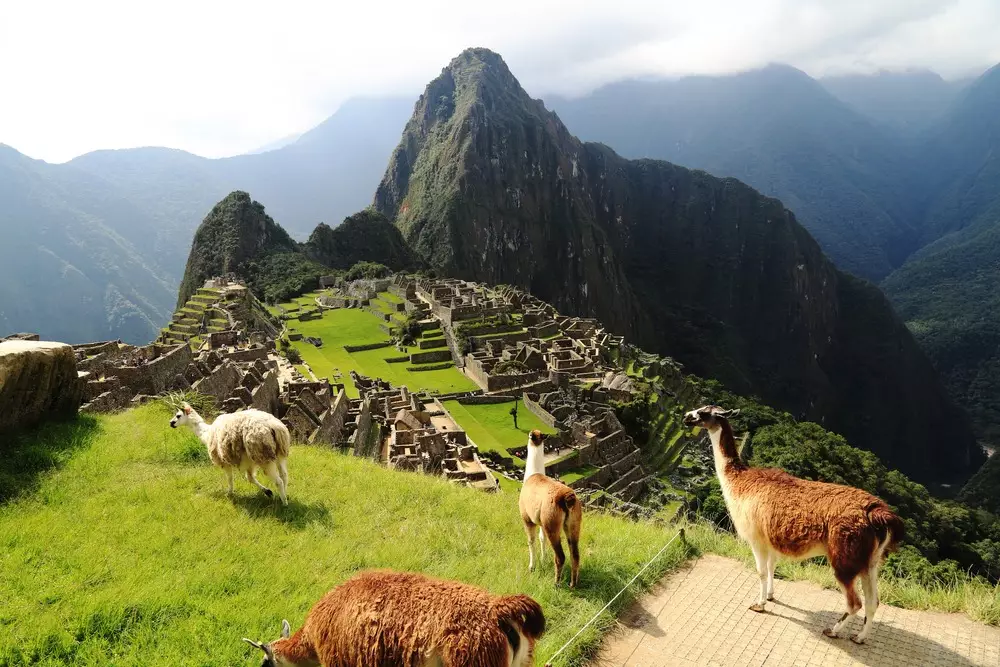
0, 403, 687, 666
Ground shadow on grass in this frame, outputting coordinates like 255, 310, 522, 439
218, 490, 333, 530
0, 414, 101, 505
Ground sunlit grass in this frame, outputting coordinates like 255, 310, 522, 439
0, 404, 691, 665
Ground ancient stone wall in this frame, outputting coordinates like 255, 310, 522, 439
456, 395, 517, 405
343, 341, 393, 353
110, 344, 192, 395
409, 349, 452, 364
191, 360, 242, 402
523, 393, 559, 428
483, 371, 541, 393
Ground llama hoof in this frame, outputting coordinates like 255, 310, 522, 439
748, 603, 766, 613
263, 488, 274, 498
822, 628, 840, 639
767, 595, 775, 601
850, 634, 866, 645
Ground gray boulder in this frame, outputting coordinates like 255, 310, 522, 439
0, 340, 82, 432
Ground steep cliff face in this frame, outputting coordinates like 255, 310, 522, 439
304, 209, 417, 271
374, 48, 981, 482
177, 191, 300, 306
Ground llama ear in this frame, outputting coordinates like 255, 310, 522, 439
242, 638, 265, 650
182, 402, 192, 415
281, 619, 291, 639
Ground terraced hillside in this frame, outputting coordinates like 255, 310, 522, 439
277, 293, 478, 399
159, 284, 276, 350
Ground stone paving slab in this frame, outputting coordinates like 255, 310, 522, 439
590, 554, 1000, 666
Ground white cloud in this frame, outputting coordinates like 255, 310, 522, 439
1, 0, 997, 162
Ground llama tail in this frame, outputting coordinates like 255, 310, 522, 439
492, 594, 546, 640
868, 503, 905, 553
556, 489, 577, 515
271, 425, 291, 458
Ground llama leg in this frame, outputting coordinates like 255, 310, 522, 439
523, 521, 538, 572
852, 569, 879, 644
544, 525, 567, 585
245, 466, 274, 498
224, 466, 235, 494
278, 458, 289, 487
749, 543, 768, 612
766, 550, 778, 601
824, 573, 862, 638
568, 536, 580, 588
262, 461, 287, 506
537, 526, 545, 563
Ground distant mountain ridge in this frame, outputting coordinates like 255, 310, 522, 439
547, 64, 922, 281
0, 97, 414, 343
820, 69, 969, 133
373, 47, 982, 483
883, 63, 1000, 444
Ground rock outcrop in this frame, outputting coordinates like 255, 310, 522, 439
0, 340, 82, 432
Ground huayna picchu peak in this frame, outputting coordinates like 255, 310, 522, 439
374, 47, 981, 483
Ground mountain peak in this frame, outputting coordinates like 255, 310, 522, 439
176, 191, 297, 306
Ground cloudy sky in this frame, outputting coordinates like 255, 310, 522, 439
2, 0, 998, 163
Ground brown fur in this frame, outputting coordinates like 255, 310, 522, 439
716, 419, 903, 565
685, 405, 904, 642
519, 474, 583, 587
265, 570, 545, 667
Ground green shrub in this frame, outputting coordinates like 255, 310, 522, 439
345, 261, 390, 281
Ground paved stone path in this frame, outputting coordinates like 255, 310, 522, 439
590, 555, 1000, 666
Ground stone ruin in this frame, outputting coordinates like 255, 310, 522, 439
386, 396, 498, 492
2, 271, 697, 511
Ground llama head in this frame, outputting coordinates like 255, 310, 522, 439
242, 620, 291, 666
169, 402, 195, 429
683, 405, 739, 429
528, 429, 546, 447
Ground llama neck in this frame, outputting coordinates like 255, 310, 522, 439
523, 444, 546, 481
185, 415, 213, 446
271, 631, 319, 666
708, 420, 746, 480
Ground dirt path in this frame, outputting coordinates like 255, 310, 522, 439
589, 554, 999, 666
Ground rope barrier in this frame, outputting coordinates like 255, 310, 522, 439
542, 527, 686, 667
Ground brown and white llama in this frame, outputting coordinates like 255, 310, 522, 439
519, 429, 583, 587
683, 406, 904, 644
242, 569, 546, 666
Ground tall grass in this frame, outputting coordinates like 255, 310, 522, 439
0, 403, 690, 666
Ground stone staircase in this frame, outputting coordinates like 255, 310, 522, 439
158, 287, 223, 347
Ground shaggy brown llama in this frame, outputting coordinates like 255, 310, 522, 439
242, 569, 545, 666
683, 405, 904, 644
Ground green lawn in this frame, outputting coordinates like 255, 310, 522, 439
442, 400, 553, 462
0, 404, 690, 666
350, 348, 477, 396
284, 308, 477, 398
378, 291, 404, 304
559, 466, 599, 485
